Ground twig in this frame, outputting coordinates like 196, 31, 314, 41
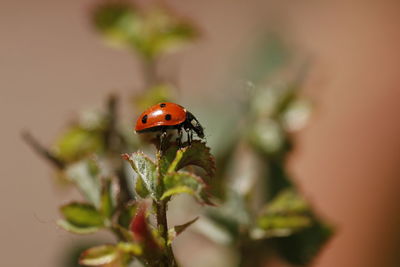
21, 131, 65, 169
155, 199, 177, 267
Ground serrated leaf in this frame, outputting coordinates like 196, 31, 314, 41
60, 202, 104, 228
79, 245, 118, 266
57, 220, 101, 235
168, 217, 198, 244
122, 152, 158, 199
65, 160, 102, 208
161, 171, 209, 204
161, 141, 216, 181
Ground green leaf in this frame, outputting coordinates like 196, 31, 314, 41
117, 242, 142, 256
122, 152, 158, 199
92, 2, 139, 49
60, 202, 104, 228
256, 189, 312, 235
57, 220, 101, 235
139, 7, 198, 59
65, 160, 102, 208
135, 174, 150, 198
162, 171, 209, 204
168, 217, 198, 244
100, 178, 118, 218
118, 202, 138, 229
54, 126, 104, 162
161, 141, 216, 181
79, 245, 118, 266
92, 3, 198, 59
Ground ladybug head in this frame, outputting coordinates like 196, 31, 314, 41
186, 112, 204, 138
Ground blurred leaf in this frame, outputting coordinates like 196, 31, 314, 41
250, 119, 285, 155
205, 190, 250, 240
138, 7, 198, 59
162, 171, 210, 204
54, 126, 104, 163
57, 220, 101, 235
130, 202, 163, 253
117, 242, 142, 256
92, 3, 198, 59
100, 178, 118, 219
122, 152, 158, 199
274, 221, 333, 265
133, 83, 174, 112
256, 189, 311, 234
118, 202, 138, 229
60, 202, 104, 228
65, 160, 102, 208
79, 245, 118, 266
92, 2, 139, 49
168, 217, 198, 244
264, 189, 309, 214
281, 98, 312, 132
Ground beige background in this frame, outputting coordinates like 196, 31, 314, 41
1, 0, 400, 266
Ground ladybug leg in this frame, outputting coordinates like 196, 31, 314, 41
160, 129, 167, 147
176, 127, 183, 147
185, 128, 191, 145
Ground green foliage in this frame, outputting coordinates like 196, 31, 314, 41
256, 189, 312, 236
79, 245, 119, 266
123, 152, 159, 199
24, 3, 334, 266
92, 2, 198, 60
123, 141, 215, 205
58, 203, 104, 234
162, 171, 206, 202
100, 178, 118, 218
65, 160, 102, 208
160, 141, 216, 180
54, 126, 105, 163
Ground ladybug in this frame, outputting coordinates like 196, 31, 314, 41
135, 102, 204, 145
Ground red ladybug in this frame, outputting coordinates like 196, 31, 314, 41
135, 102, 204, 145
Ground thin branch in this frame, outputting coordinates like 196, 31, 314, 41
21, 131, 65, 169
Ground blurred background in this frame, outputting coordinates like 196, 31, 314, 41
2, 0, 400, 266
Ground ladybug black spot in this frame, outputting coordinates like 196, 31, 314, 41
160, 103, 166, 108
165, 114, 172, 121
142, 115, 148, 124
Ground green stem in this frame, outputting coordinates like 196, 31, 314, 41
155, 199, 177, 267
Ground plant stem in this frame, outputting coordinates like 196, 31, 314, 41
155, 199, 178, 267
22, 131, 65, 169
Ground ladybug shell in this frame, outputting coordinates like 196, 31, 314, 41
135, 102, 187, 132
